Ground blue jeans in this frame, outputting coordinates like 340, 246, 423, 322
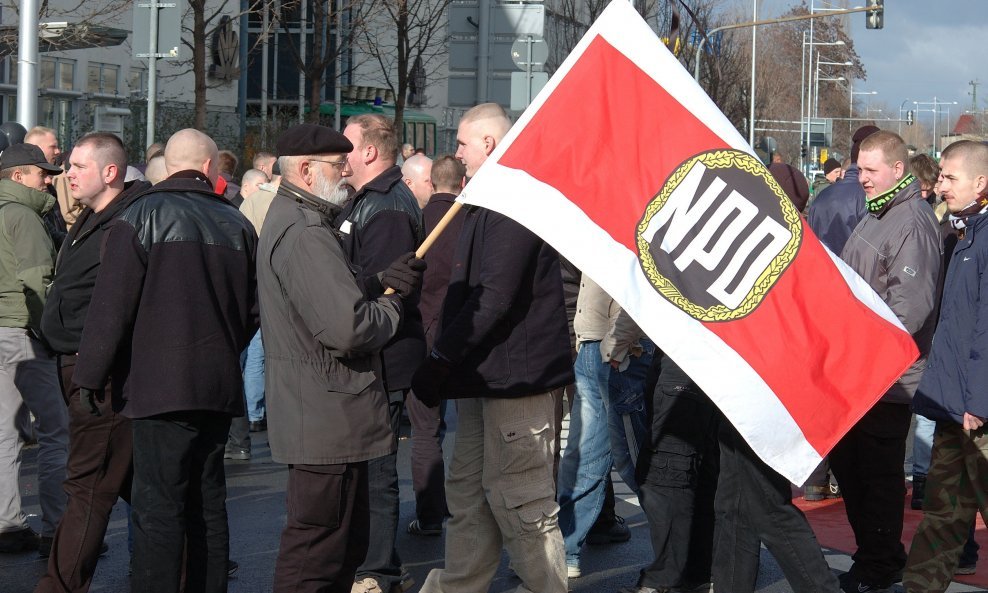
912, 414, 935, 476
557, 340, 651, 567
242, 331, 265, 422
608, 338, 653, 491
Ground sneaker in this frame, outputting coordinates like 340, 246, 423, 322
567, 564, 582, 579
351, 574, 415, 593
224, 445, 251, 461
956, 562, 977, 575
407, 519, 442, 536
839, 571, 894, 593
587, 514, 631, 545
0, 527, 41, 553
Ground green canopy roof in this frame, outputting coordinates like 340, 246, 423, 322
318, 102, 436, 124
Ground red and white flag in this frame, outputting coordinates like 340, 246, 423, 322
457, 0, 918, 484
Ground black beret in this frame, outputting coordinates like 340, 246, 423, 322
276, 124, 353, 156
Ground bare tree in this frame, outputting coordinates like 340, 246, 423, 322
275, 0, 373, 123
0, 0, 132, 57
356, 0, 449, 132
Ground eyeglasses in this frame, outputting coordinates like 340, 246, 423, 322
309, 158, 349, 171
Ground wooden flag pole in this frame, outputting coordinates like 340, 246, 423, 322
383, 201, 464, 295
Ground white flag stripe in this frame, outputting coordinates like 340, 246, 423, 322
822, 246, 906, 332
461, 163, 824, 483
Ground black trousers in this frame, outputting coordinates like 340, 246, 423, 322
35, 356, 133, 593
712, 421, 840, 593
356, 390, 404, 586
636, 382, 719, 589
406, 392, 447, 526
829, 402, 912, 585
131, 411, 231, 593
274, 462, 369, 593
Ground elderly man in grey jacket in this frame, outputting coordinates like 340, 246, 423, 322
833, 130, 942, 593
257, 123, 424, 593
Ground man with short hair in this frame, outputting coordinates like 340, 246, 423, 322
24, 126, 68, 247
903, 140, 988, 593
412, 103, 573, 593
406, 155, 465, 538
72, 129, 258, 593
338, 113, 425, 593
258, 123, 423, 592
401, 154, 433, 209
809, 125, 878, 254
239, 169, 268, 206
0, 144, 68, 556
834, 130, 942, 593
35, 132, 151, 592
253, 152, 277, 178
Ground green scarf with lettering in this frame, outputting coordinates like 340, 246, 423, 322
866, 174, 916, 213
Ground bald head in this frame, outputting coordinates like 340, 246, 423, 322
164, 129, 219, 182
401, 154, 433, 208
459, 103, 512, 141
941, 141, 988, 178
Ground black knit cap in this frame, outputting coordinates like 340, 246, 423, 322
276, 123, 353, 156
823, 158, 842, 175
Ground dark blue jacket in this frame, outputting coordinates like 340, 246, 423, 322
434, 206, 574, 398
913, 211, 988, 424
807, 165, 867, 254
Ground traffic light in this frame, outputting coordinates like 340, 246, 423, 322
907, 110, 914, 126
801, 144, 808, 159
866, 0, 884, 30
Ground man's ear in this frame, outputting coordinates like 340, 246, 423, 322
892, 160, 905, 180
484, 135, 496, 156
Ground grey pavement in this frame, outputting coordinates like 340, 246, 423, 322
3, 413, 986, 593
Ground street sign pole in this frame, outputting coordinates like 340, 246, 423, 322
135, 0, 180, 148
147, 2, 158, 148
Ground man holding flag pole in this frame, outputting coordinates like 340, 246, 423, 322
408, 0, 922, 588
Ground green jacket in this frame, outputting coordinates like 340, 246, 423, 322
0, 179, 56, 331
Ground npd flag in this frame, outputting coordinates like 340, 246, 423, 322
457, 0, 919, 484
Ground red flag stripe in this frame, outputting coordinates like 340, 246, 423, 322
499, 36, 729, 255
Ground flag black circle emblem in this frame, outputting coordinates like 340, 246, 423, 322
636, 149, 803, 322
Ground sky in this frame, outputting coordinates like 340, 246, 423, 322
756, 0, 984, 133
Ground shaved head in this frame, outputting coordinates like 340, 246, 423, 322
459, 103, 511, 142
941, 140, 988, 179
164, 129, 219, 182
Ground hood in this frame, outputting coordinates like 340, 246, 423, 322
0, 178, 56, 216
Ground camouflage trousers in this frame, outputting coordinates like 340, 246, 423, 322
902, 421, 988, 593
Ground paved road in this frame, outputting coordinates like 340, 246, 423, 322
4, 415, 985, 593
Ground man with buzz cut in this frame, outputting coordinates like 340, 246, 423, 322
903, 140, 988, 593
833, 130, 942, 593
35, 132, 151, 593
412, 103, 573, 593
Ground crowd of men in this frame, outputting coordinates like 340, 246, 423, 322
0, 110, 987, 593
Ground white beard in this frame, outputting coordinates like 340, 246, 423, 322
313, 174, 349, 207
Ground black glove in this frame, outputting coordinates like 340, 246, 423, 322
381, 252, 427, 298
80, 388, 103, 416
411, 354, 452, 408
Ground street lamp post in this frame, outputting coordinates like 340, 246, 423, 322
915, 97, 959, 156
802, 39, 844, 175
848, 82, 877, 132
898, 99, 911, 135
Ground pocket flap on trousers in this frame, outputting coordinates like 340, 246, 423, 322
499, 417, 550, 444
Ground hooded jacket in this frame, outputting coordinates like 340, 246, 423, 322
808, 165, 868, 255
0, 178, 56, 331
840, 179, 942, 404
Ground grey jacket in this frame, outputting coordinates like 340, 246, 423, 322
258, 182, 401, 465
840, 179, 942, 404
574, 276, 645, 364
